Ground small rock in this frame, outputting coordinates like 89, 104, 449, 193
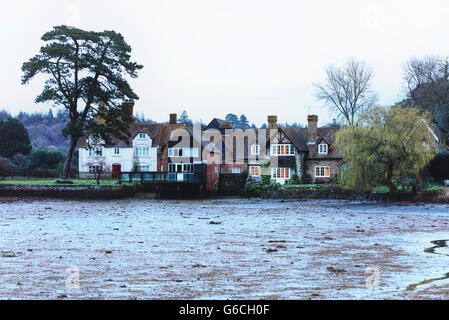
209, 221, 222, 225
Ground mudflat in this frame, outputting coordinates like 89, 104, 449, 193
1, 197, 448, 299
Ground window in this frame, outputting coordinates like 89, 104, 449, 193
89, 147, 103, 156
249, 166, 261, 177
271, 167, 290, 179
135, 146, 150, 156
88, 165, 103, 173
232, 167, 241, 174
168, 148, 199, 157
138, 133, 147, 139
251, 144, 260, 155
318, 143, 328, 155
114, 148, 120, 155
271, 144, 295, 156
138, 164, 150, 172
168, 163, 194, 172
315, 166, 330, 177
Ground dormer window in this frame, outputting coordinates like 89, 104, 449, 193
318, 143, 328, 155
139, 133, 147, 139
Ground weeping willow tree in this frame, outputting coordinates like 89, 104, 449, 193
335, 105, 436, 192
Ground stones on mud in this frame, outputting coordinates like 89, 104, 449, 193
327, 267, 346, 274
192, 264, 207, 268
266, 248, 278, 253
209, 221, 222, 225
1, 251, 17, 258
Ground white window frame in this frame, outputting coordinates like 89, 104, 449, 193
318, 143, 328, 155
89, 147, 103, 156
271, 167, 291, 179
251, 144, 260, 155
88, 164, 103, 173
249, 165, 261, 177
315, 166, 330, 177
168, 148, 199, 157
232, 167, 241, 174
271, 144, 295, 156
114, 148, 120, 155
138, 164, 150, 172
139, 133, 147, 139
135, 146, 150, 156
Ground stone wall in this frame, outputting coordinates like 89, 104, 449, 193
245, 185, 449, 203
0, 184, 138, 199
303, 159, 343, 183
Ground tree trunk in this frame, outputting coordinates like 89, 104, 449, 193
386, 167, 397, 193
61, 136, 78, 180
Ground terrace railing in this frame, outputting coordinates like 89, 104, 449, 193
120, 171, 204, 184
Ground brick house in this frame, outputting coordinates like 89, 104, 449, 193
273, 114, 343, 184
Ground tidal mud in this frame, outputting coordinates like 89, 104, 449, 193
0, 197, 449, 299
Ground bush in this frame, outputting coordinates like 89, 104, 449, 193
428, 153, 449, 183
0, 157, 16, 177
290, 174, 300, 184
54, 179, 74, 184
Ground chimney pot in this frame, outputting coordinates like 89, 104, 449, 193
307, 114, 318, 143
169, 113, 177, 125
267, 115, 277, 129
122, 100, 135, 118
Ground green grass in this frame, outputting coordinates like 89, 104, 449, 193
282, 184, 320, 188
0, 178, 133, 186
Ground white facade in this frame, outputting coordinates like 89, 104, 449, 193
79, 132, 158, 175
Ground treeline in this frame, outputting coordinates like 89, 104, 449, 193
0, 110, 78, 178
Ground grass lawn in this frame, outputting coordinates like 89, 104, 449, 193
0, 178, 133, 186
282, 184, 320, 188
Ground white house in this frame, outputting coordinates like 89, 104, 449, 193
78, 122, 168, 178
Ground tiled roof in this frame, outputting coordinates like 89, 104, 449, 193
77, 122, 184, 148
280, 127, 343, 158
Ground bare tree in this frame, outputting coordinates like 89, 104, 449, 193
403, 55, 449, 147
86, 156, 106, 185
314, 58, 377, 127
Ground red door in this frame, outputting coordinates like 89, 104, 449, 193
112, 164, 121, 179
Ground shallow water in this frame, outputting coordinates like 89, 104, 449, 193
0, 197, 449, 299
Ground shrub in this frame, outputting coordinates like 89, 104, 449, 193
290, 174, 300, 184
428, 153, 449, 184
54, 179, 74, 184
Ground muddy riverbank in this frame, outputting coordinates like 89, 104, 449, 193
246, 185, 449, 204
1, 197, 449, 299
0, 184, 138, 199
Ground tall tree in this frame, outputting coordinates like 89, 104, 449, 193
178, 110, 193, 127
238, 114, 250, 130
225, 113, 239, 128
21, 26, 143, 179
335, 105, 435, 192
314, 58, 377, 127
403, 55, 449, 148
0, 118, 32, 158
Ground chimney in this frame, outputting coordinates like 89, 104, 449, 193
122, 100, 135, 117
307, 114, 318, 143
267, 115, 277, 129
169, 113, 177, 125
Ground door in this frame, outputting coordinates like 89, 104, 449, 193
112, 164, 121, 179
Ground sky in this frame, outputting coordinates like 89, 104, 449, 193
2, 0, 449, 127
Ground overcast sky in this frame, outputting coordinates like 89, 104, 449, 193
1, 0, 449, 126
